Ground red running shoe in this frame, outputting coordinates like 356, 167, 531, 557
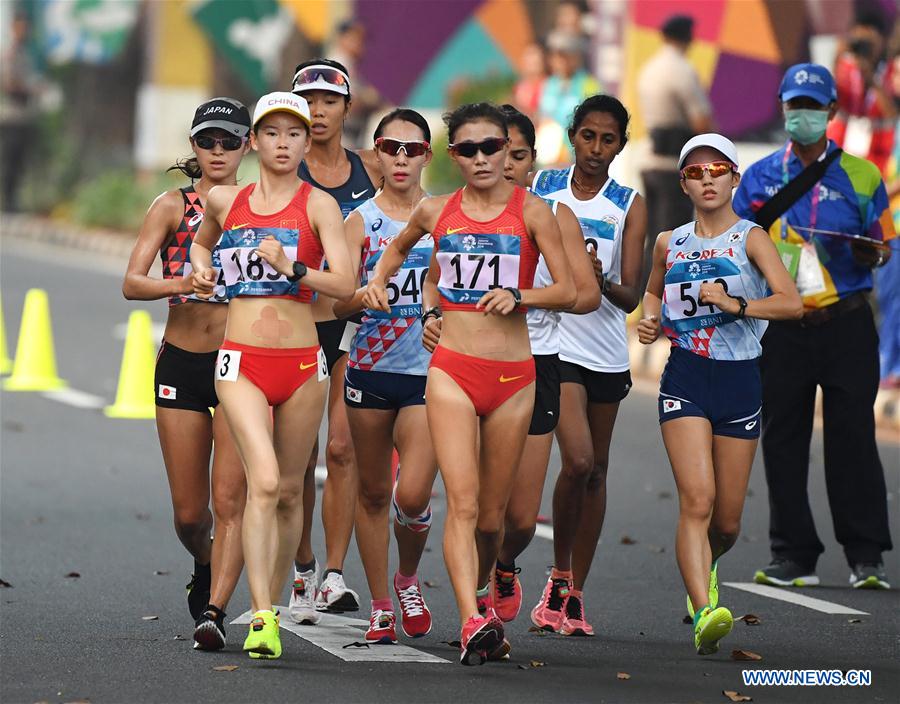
530, 574, 570, 632
459, 614, 505, 666
393, 575, 432, 638
493, 566, 522, 622
365, 609, 397, 644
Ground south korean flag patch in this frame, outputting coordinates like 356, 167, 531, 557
662, 398, 682, 413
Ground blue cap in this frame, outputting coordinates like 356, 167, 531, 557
779, 63, 836, 105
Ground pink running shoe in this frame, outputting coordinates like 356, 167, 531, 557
393, 576, 432, 638
559, 591, 595, 636
493, 566, 522, 622
530, 574, 571, 632
365, 609, 398, 644
460, 614, 505, 666
476, 590, 492, 617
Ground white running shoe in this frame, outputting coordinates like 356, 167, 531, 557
315, 571, 360, 612
289, 561, 321, 625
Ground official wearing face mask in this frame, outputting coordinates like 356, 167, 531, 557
733, 63, 896, 591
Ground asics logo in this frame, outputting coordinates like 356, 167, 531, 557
351, 189, 369, 199
299, 361, 317, 370
547, 410, 554, 416
446, 226, 466, 234
499, 374, 523, 383
745, 420, 758, 430
674, 235, 689, 246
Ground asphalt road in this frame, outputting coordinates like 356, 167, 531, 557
1, 239, 898, 704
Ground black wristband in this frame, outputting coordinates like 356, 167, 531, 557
421, 306, 441, 324
287, 261, 308, 282
504, 287, 522, 306
732, 295, 748, 319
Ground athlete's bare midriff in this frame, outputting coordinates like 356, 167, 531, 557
164, 302, 227, 353
224, 296, 319, 348
438, 309, 532, 361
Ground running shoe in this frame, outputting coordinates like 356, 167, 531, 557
530, 574, 571, 632
686, 561, 720, 619
243, 610, 281, 659
394, 576, 432, 638
753, 558, 819, 587
694, 606, 733, 656
476, 590, 492, 618
193, 606, 226, 651
459, 614, 505, 666
289, 561, 321, 625
559, 592, 594, 637
849, 563, 890, 590
186, 567, 211, 620
365, 609, 398, 644
493, 566, 522, 622
315, 571, 360, 612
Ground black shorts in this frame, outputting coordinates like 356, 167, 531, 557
529, 354, 561, 435
559, 360, 632, 404
154, 340, 218, 413
344, 367, 426, 410
315, 314, 363, 375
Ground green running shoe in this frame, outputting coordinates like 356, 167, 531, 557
244, 610, 281, 659
694, 606, 733, 656
686, 561, 719, 619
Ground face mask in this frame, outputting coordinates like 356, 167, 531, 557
784, 109, 829, 145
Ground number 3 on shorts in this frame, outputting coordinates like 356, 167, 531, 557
216, 349, 241, 382
317, 348, 328, 382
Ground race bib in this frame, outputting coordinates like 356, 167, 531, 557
664, 258, 745, 333
182, 250, 228, 303
317, 347, 328, 381
577, 216, 617, 273
371, 247, 431, 319
437, 233, 520, 305
218, 227, 301, 298
215, 349, 241, 382
338, 321, 360, 353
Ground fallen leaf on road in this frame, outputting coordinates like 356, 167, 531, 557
517, 660, 546, 670
682, 614, 693, 624
617, 672, 631, 680
153, 570, 170, 576
441, 640, 461, 648
0, 579, 11, 588
135, 513, 150, 521
646, 544, 665, 554
141, 616, 158, 621
212, 665, 238, 672
657, 491, 672, 499
423, 580, 439, 588
172, 635, 186, 641
620, 535, 637, 545
64, 572, 80, 579
723, 691, 752, 702
848, 618, 862, 624
639, 631, 645, 636
527, 626, 549, 635
342, 642, 370, 649
731, 649, 762, 661
737, 614, 761, 625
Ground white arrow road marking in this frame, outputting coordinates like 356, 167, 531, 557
723, 582, 870, 615
42, 388, 106, 409
232, 607, 451, 663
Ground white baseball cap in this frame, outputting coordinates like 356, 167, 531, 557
252, 92, 311, 129
677, 133, 739, 170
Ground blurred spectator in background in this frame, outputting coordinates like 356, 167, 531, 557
828, 10, 896, 175
554, 0, 590, 37
1, 11, 40, 212
328, 18, 383, 147
513, 43, 546, 119
637, 14, 713, 286
536, 30, 599, 164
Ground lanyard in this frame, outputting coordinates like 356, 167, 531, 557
780, 141, 821, 241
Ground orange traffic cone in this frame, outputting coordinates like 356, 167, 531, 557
3, 289, 67, 391
104, 310, 156, 419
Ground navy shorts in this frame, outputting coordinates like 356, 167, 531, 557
344, 367, 427, 410
658, 346, 761, 439
154, 340, 218, 414
529, 354, 561, 436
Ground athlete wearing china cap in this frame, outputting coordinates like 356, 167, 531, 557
190, 91, 355, 660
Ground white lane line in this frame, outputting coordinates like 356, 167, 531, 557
232, 608, 450, 663
723, 582, 870, 615
41, 388, 106, 409
534, 523, 554, 541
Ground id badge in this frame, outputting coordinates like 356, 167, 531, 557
796, 243, 827, 296
775, 241, 801, 280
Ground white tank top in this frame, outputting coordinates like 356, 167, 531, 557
526, 198, 561, 355
531, 167, 637, 372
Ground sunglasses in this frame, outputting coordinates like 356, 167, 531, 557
292, 65, 350, 94
193, 135, 246, 151
448, 137, 509, 158
375, 137, 430, 157
680, 161, 734, 180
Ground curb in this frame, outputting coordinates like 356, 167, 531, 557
2, 212, 897, 437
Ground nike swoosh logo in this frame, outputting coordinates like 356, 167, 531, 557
351, 190, 368, 199
299, 361, 317, 370
232, 222, 249, 230
446, 227, 466, 235
499, 374, 524, 383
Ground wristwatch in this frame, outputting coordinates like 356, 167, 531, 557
287, 261, 307, 282
504, 287, 522, 306
421, 306, 441, 325
731, 295, 748, 319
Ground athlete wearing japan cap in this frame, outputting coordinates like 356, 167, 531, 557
122, 97, 250, 651
190, 91, 355, 660
639, 134, 802, 656
289, 58, 381, 618
365, 103, 576, 665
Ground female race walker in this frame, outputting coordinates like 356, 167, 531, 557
336, 109, 438, 643
489, 105, 601, 622
122, 98, 249, 651
639, 134, 801, 655
190, 92, 354, 659
289, 59, 381, 618
530, 95, 648, 637
365, 103, 576, 665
